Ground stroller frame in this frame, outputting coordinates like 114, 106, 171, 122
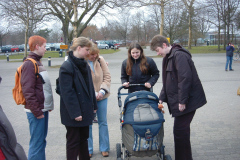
116, 84, 171, 160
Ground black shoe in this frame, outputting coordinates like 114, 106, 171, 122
225, 69, 228, 71
230, 69, 234, 71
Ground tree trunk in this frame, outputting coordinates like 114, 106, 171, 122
188, 12, 192, 49
160, 0, 164, 35
24, 20, 29, 58
218, 25, 220, 51
73, 0, 78, 39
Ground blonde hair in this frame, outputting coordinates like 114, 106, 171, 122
86, 42, 100, 60
70, 37, 92, 51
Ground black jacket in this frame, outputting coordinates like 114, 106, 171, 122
121, 57, 159, 93
160, 45, 207, 117
59, 55, 98, 127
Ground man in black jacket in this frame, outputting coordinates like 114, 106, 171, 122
151, 35, 207, 160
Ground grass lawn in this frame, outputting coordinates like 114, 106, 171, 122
0, 49, 120, 60
186, 45, 226, 54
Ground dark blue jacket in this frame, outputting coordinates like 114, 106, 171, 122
226, 45, 235, 57
121, 57, 159, 93
59, 57, 97, 127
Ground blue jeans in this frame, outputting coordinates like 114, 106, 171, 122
88, 98, 109, 154
26, 111, 48, 160
225, 56, 233, 70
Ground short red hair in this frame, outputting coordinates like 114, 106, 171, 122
28, 35, 47, 51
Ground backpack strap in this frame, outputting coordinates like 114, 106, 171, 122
25, 58, 39, 77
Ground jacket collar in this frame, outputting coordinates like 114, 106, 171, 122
28, 52, 42, 61
168, 44, 191, 59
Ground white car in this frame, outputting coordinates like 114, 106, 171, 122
96, 41, 109, 49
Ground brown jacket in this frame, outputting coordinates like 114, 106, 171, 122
88, 56, 111, 100
21, 52, 44, 117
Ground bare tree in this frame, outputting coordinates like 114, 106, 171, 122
106, 10, 131, 45
0, 0, 46, 57
45, 0, 128, 45
163, 0, 184, 43
182, 0, 196, 49
132, 0, 171, 35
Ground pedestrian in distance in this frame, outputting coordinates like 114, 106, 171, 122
225, 42, 235, 71
21, 35, 54, 160
86, 42, 111, 158
150, 35, 207, 160
121, 42, 160, 93
59, 37, 97, 160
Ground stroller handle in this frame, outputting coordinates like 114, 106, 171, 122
117, 84, 146, 108
117, 84, 145, 93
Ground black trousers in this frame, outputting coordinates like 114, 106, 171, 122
174, 110, 196, 160
65, 126, 90, 160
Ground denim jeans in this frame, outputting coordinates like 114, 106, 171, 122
225, 56, 233, 70
88, 98, 109, 154
26, 111, 48, 160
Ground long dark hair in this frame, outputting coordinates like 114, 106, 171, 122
126, 43, 148, 75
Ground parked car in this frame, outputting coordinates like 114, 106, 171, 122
18, 45, 24, 51
50, 43, 55, 51
11, 46, 19, 52
46, 43, 51, 51
113, 42, 120, 49
96, 41, 109, 49
54, 43, 64, 51
1, 46, 11, 53
104, 41, 115, 49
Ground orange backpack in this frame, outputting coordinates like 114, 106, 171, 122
12, 58, 39, 105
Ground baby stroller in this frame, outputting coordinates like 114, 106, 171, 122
116, 84, 171, 160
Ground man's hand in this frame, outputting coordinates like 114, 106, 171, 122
179, 104, 186, 112
75, 116, 82, 121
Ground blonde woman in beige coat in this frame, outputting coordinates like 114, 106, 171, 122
86, 43, 111, 158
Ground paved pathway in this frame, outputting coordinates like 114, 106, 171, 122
0, 47, 240, 160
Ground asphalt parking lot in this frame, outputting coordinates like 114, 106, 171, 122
0, 46, 240, 160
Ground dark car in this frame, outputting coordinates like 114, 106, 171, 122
18, 45, 24, 51
104, 41, 115, 49
1, 46, 11, 53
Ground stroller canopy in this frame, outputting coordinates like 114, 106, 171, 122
123, 91, 165, 137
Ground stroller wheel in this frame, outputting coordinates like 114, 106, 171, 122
116, 143, 121, 159
164, 154, 172, 160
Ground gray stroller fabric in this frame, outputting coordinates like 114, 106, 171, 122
133, 103, 159, 122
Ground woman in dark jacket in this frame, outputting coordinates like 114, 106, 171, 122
59, 37, 97, 160
121, 43, 159, 93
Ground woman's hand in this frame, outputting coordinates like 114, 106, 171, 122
37, 114, 44, 119
75, 116, 82, 121
122, 82, 129, 87
145, 82, 151, 88
96, 92, 104, 101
